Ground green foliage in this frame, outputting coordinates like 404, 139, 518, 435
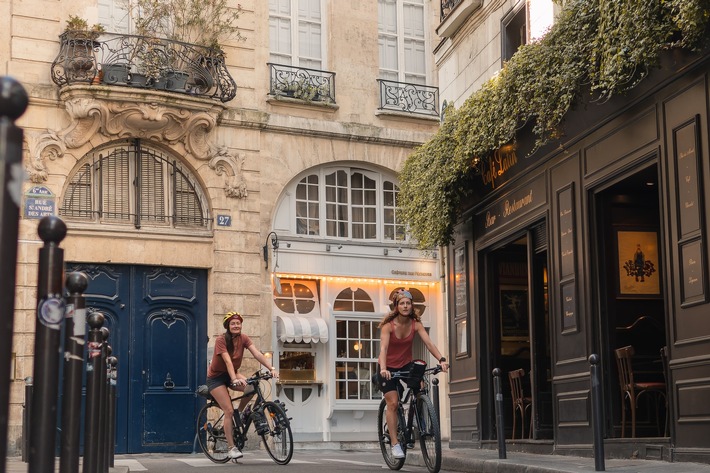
400, 0, 710, 248
65, 15, 106, 38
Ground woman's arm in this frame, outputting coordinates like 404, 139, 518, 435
247, 344, 279, 378
379, 324, 392, 379
416, 322, 449, 372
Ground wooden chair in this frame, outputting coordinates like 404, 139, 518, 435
614, 345, 667, 438
508, 369, 532, 439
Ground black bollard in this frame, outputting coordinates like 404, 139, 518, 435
589, 354, 605, 471
98, 332, 110, 473
492, 368, 507, 459
106, 356, 118, 468
0, 76, 29, 473
29, 216, 68, 473
83, 312, 105, 473
432, 378, 440, 421
60, 272, 89, 473
21, 377, 32, 464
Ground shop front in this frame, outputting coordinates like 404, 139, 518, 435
448, 49, 710, 463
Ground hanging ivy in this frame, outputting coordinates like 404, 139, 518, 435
399, 0, 710, 249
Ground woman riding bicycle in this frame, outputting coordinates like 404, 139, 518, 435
206, 311, 279, 459
378, 290, 449, 460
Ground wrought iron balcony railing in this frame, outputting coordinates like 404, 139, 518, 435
51, 31, 237, 103
377, 79, 439, 118
268, 63, 335, 104
441, 0, 464, 22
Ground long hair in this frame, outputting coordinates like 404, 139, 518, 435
224, 331, 238, 354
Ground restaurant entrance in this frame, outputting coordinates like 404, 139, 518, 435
591, 162, 669, 439
482, 222, 553, 440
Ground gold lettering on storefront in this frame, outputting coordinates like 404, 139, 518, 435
480, 145, 518, 189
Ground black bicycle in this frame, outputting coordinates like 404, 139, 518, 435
377, 361, 443, 473
195, 370, 293, 465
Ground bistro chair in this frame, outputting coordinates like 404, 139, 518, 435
508, 368, 532, 439
614, 345, 667, 438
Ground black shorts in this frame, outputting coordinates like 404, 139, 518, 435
378, 365, 411, 394
206, 373, 231, 392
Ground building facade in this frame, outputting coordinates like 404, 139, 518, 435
4, 0, 450, 454
436, 0, 710, 464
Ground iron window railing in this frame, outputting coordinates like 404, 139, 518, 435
377, 79, 440, 118
51, 32, 237, 103
441, 0, 464, 22
267, 63, 335, 104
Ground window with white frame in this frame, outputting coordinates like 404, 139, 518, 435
269, 0, 323, 69
98, 0, 131, 34
334, 288, 381, 401
273, 279, 320, 316
378, 0, 426, 85
60, 140, 209, 229
293, 167, 407, 242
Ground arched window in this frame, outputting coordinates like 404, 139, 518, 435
291, 166, 407, 242
60, 140, 209, 229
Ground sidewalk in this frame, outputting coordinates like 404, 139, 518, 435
407, 447, 710, 473
3, 457, 128, 473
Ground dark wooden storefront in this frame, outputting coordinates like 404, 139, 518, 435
448, 49, 710, 463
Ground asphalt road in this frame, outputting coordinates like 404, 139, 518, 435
112, 449, 453, 472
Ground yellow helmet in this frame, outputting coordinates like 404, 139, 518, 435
223, 311, 243, 328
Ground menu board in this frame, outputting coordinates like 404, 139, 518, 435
557, 185, 576, 278
561, 282, 577, 332
674, 118, 702, 237
681, 239, 705, 305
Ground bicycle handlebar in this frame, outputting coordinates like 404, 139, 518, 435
389, 364, 444, 380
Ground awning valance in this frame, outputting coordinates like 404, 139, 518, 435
276, 315, 328, 343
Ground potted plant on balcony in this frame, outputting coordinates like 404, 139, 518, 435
61, 15, 106, 83
128, 0, 244, 92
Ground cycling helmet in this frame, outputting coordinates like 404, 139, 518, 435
222, 311, 243, 329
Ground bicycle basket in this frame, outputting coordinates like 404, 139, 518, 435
196, 384, 210, 398
407, 359, 427, 388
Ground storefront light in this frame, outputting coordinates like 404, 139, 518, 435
274, 273, 438, 287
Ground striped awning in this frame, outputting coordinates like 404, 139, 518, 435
276, 315, 329, 343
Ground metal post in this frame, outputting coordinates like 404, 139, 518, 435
83, 312, 105, 473
589, 354, 605, 471
98, 331, 110, 473
60, 272, 88, 473
0, 76, 29, 473
107, 356, 118, 468
21, 377, 32, 463
492, 368, 507, 459
432, 378, 440, 421
29, 216, 68, 473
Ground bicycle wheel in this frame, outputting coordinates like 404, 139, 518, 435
377, 398, 405, 470
257, 401, 293, 465
195, 402, 230, 463
415, 394, 441, 473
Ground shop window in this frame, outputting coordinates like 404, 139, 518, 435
273, 279, 319, 316
335, 318, 381, 401
279, 349, 316, 382
60, 140, 209, 229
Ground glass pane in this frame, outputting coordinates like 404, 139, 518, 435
354, 300, 375, 312
336, 320, 347, 338
275, 298, 295, 313
337, 339, 347, 358
348, 320, 358, 337
295, 299, 315, 313
360, 321, 371, 338
336, 361, 347, 379
333, 299, 351, 311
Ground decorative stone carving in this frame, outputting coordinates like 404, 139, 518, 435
25, 85, 246, 198
209, 148, 248, 198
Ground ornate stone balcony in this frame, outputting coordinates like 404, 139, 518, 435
51, 31, 237, 103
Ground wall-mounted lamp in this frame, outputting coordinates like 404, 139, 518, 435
263, 231, 279, 270
326, 244, 331, 252
337, 244, 343, 250
384, 248, 389, 256
397, 247, 403, 253
264, 350, 274, 363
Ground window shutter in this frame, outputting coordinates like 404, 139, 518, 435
62, 163, 93, 219
403, 2, 425, 84
298, 0, 322, 68
100, 148, 130, 221
139, 152, 166, 223
98, 0, 130, 34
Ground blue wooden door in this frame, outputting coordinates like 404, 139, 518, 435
66, 263, 207, 453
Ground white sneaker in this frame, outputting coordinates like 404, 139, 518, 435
228, 446, 243, 459
391, 443, 405, 459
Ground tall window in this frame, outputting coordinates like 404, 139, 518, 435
60, 140, 209, 229
98, 0, 131, 34
502, 0, 555, 63
378, 0, 426, 85
269, 0, 323, 69
293, 167, 406, 242
334, 288, 380, 401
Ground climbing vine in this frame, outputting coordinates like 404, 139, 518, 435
400, 0, 710, 249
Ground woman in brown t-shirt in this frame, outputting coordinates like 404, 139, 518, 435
207, 311, 278, 459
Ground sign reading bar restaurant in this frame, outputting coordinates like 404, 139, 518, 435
475, 175, 546, 236
24, 186, 56, 219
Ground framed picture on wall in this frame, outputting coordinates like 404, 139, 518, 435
500, 285, 529, 340
453, 243, 470, 358
616, 229, 661, 297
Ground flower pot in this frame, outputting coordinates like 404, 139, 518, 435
128, 72, 150, 88
101, 63, 130, 85
156, 71, 189, 91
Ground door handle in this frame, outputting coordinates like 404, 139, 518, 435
163, 372, 175, 390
